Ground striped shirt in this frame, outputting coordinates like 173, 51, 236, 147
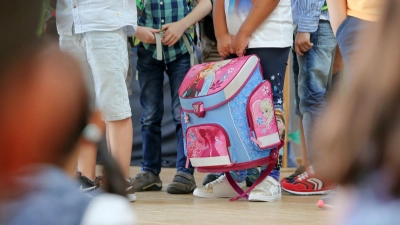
139, 0, 193, 63
292, 0, 330, 33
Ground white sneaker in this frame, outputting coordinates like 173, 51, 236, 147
248, 176, 281, 202
193, 174, 246, 198
126, 185, 136, 202
127, 193, 136, 202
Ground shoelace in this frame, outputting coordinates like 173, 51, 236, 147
204, 175, 227, 190
297, 171, 309, 181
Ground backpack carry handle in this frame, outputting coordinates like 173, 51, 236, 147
224, 142, 282, 201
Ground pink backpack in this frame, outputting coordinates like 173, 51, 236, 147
179, 55, 283, 200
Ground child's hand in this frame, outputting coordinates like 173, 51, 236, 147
295, 32, 313, 56
135, 26, 160, 44
161, 22, 187, 47
216, 33, 234, 58
231, 32, 250, 57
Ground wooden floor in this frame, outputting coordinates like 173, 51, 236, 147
117, 167, 330, 225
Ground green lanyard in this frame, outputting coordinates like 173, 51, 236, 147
37, 0, 54, 36
321, 1, 328, 11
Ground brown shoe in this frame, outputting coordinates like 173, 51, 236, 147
129, 171, 162, 192
166, 171, 196, 194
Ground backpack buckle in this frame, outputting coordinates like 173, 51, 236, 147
192, 102, 206, 118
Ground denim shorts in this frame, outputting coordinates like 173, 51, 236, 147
336, 16, 372, 74
60, 27, 131, 121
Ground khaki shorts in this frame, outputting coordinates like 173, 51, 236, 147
60, 27, 131, 121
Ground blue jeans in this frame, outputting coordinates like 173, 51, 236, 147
336, 16, 373, 74
136, 46, 194, 175
297, 20, 337, 164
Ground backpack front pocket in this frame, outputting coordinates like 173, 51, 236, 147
186, 124, 232, 167
246, 81, 281, 149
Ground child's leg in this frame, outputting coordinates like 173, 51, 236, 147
260, 154, 282, 181
60, 33, 97, 181
229, 170, 247, 183
245, 47, 291, 181
245, 47, 290, 111
84, 29, 133, 179
297, 21, 337, 165
165, 53, 195, 176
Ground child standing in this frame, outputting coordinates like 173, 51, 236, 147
130, 0, 212, 194
280, 0, 339, 195
56, 0, 137, 201
193, 0, 292, 202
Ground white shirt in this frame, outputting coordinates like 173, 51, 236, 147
225, 0, 292, 48
56, 0, 137, 36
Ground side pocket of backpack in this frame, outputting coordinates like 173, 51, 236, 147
186, 123, 233, 167
246, 81, 281, 149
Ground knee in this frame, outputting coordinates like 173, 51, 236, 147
141, 111, 163, 127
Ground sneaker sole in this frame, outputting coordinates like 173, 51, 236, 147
193, 189, 239, 198
282, 187, 332, 195
166, 185, 196, 194
139, 183, 162, 192
248, 193, 282, 202
127, 193, 137, 202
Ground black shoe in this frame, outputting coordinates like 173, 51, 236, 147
76, 171, 99, 193
166, 171, 196, 194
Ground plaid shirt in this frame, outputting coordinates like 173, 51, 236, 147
139, 0, 193, 63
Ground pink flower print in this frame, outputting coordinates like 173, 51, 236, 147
210, 79, 223, 90
227, 68, 234, 74
189, 73, 195, 78
262, 86, 269, 95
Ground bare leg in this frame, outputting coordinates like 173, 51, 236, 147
106, 124, 111, 152
77, 144, 97, 180
106, 118, 133, 178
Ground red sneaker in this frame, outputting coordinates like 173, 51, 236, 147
281, 166, 335, 195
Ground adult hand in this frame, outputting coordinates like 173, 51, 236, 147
231, 32, 250, 57
295, 32, 313, 56
216, 33, 234, 58
161, 21, 187, 47
134, 26, 159, 44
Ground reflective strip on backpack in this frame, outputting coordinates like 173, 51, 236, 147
154, 27, 198, 66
